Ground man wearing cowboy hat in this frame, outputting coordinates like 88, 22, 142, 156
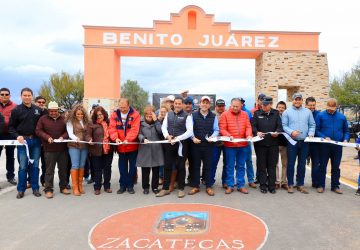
35, 101, 70, 198
315, 98, 350, 194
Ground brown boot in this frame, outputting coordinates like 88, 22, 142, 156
169, 170, 177, 192
71, 169, 81, 196
78, 168, 85, 194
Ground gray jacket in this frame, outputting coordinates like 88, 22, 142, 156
136, 120, 164, 168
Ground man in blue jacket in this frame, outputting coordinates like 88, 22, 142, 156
282, 93, 315, 194
305, 97, 321, 188
315, 98, 350, 194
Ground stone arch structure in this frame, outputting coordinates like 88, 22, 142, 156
83, 5, 329, 111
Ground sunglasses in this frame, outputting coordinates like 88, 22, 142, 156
36, 101, 45, 104
0, 93, 9, 96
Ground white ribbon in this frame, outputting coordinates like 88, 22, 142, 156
263, 132, 297, 146
0, 140, 34, 164
54, 139, 175, 145
205, 136, 264, 143
305, 137, 360, 148
55, 138, 185, 156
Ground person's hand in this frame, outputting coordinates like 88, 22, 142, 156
17, 136, 25, 144
325, 137, 331, 141
247, 136, 253, 140
343, 140, 348, 143
229, 136, 233, 141
152, 112, 157, 121
76, 137, 80, 142
192, 137, 201, 144
206, 137, 214, 143
291, 131, 301, 138
144, 139, 149, 144
170, 137, 177, 145
89, 139, 94, 145
257, 132, 264, 138
271, 132, 278, 138
167, 135, 173, 142
123, 140, 128, 144
58, 137, 64, 142
115, 138, 122, 144
48, 137, 54, 144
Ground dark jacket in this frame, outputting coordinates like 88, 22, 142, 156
192, 110, 215, 146
66, 121, 88, 149
166, 110, 188, 137
8, 103, 43, 139
86, 122, 113, 157
0, 112, 4, 135
315, 110, 350, 142
252, 108, 283, 147
35, 115, 68, 152
136, 120, 164, 168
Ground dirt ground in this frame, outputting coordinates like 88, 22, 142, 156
337, 146, 359, 185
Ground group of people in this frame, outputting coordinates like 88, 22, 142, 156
0, 87, 359, 199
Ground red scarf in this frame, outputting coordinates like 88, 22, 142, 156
98, 120, 110, 154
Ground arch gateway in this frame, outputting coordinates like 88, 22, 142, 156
83, 5, 329, 111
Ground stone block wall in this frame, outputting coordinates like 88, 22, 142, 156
255, 51, 329, 110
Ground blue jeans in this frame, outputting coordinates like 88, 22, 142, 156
225, 147, 247, 188
210, 146, 227, 186
309, 142, 320, 187
118, 151, 138, 189
287, 140, 309, 187
245, 144, 255, 183
17, 137, 41, 192
68, 148, 88, 169
159, 166, 164, 178
318, 144, 342, 189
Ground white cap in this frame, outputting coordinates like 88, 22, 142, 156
47, 101, 59, 110
200, 96, 211, 102
180, 90, 189, 94
165, 95, 175, 102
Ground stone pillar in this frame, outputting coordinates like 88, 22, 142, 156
255, 51, 329, 109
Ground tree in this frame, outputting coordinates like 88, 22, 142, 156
121, 80, 149, 114
330, 63, 360, 106
38, 71, 84, 110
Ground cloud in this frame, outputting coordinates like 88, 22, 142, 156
47, 39, 83, 55
2, 65, 56, 74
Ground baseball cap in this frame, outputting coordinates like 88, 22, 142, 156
258, 93, 266, 100
184, 97, 193, 104
200, 96, 211, 102
165, 95, 175, 102
292, 93, 303, 100
262, 96, 273, 105
180, 90, 189, 94
240, 97, 245, 103
215, 99, 225, 106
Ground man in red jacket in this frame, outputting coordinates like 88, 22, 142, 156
109, 98, 140, 194
0, 87, 17, 185
220, 97, 253, 194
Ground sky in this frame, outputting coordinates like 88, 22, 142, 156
1, 0, 360, 107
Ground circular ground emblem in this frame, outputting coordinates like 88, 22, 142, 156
89, 203, 268, 249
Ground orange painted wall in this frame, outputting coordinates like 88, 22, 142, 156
83, 5, 320, 100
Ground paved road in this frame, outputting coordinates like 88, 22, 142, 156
0, 151, 359, 250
